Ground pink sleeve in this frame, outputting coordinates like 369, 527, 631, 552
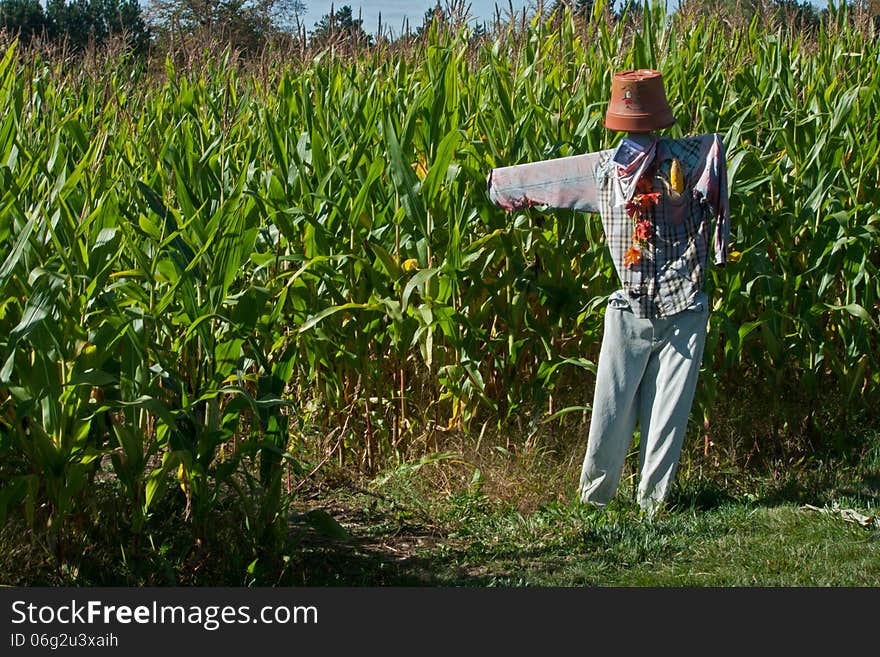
487, 151, 604, 214
694, 134, 730, 265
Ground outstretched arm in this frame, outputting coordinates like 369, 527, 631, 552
487, 151, 605, 214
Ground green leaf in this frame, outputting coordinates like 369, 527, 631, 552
9, 290, 54, 339
402, 267, 441, 312
537, 357, 597, 385
0, 211, 37, 285
826, 303, 879, 331
114, 396, 178, 429
543, 405, 591, 424
215, 338, 245, 378
384, 116, 429, 240
144, 463, 172, 512
422, 129, 461, 204
65, 370, 117, 387
371, 452, 469, 487
367, 241, 403, 279
138, 214, 162, 241
350, 158, 385, 227
298, 302, 378, 333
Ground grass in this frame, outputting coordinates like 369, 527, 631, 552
0, 454, 880, 587
272, 440, 880, 587
3, 444, 878, 586
2, 410, 877, 587
429, 502, 880, 586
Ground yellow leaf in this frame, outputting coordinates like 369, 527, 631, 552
411, 156, 428, 180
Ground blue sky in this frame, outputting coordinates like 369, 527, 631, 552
296, 1, 531, 36
295, 1, 833, 36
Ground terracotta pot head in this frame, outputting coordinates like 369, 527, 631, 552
603, 69, 675, 133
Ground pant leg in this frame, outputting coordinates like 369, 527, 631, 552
579, 302, 653, 506
636, 299, 709, 513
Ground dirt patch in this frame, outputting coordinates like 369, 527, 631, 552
284, 486, 470, 585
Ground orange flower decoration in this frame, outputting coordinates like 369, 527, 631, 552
634, 219, 653, 242
625, 173, 659, 268
635, 175, 654, 194
639, 191, 662, 207
624, 245, 642, 268
626, 194, 659, 219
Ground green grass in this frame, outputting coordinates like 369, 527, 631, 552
425, 501, 880, 586
272, 448, 880, 587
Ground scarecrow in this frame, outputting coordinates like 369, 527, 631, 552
487, 70, 730, 515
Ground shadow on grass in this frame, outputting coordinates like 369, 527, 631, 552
285, 526, 584, 586
750, 467, 880, 508
671, 459, 880, 511
283, 499, 467, 586
666, 482, 739, 512
284, 498, 597, 586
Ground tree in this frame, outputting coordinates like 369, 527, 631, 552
147, 0, 301, 52
548, 0, 602, 20
102, 0, 150, 52
414, 3, 445, 39
676, 0, 824, 34
309, 4, 371, 47
44, 0, 149, 52
0, 0, 47, 43
270, 0, 305, 33
773, 0, 822, 33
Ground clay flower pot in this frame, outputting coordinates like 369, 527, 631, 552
603, 69, 676, 133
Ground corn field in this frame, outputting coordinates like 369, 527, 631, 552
0, 2, 878, 580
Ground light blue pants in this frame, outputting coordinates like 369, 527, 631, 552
578, 292, 709, 514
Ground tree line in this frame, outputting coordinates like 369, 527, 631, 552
0, 0, 149, 51
0, 0, 373, 54
0, 1, 863, 59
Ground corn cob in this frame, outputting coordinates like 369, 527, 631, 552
670, 158, 685, 194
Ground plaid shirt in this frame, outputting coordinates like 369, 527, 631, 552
487, 133, 730, 318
